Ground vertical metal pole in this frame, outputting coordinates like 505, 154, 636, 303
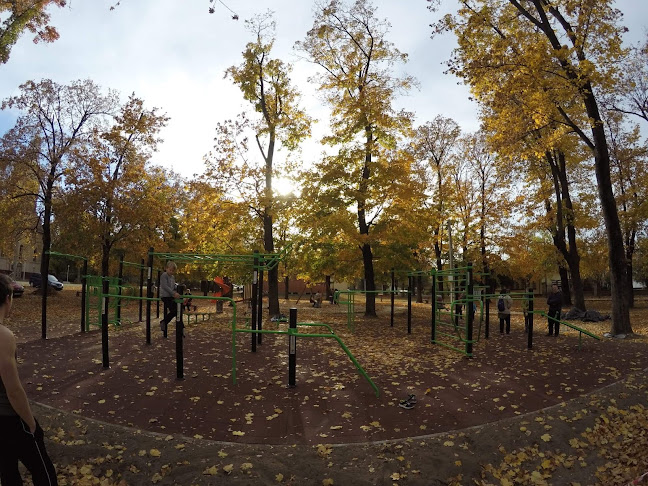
81, 259, 88, 333
146, 247, 153, 345
527, 288, 534, 349
139, 258, 144, 322
41, 272, 47, 340
117, 255, 124, 324
102, 277, 110, 368
407, 275, 412, 334
156, 270, 161, 318
447, 220, 454, 303
485, 297, 490, 339
288, 307, 297, 388
176, 284, 185, 380
257, 264, 264, 345
466, 263, 474, 358
431, 271, 436, 343
390, 269, 395, 327
251, 252, 258, 352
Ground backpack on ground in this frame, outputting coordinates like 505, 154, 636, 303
497, 297, 505, 312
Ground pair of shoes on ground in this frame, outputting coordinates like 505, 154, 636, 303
399, 394, 417, 410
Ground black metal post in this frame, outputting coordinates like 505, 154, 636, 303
527, 288, 534, 349
466, 263, 474, 358
117, 255, 124, 324
139, 258, 144, 322
407, 275, 412, 334
251, 252, 258, 352
81, 259, 88, 333
257, 265, 264, 345
288, 307, 297, 388
390, 269, 395, 327
431, 271, 436, 343
102, 277, 110, 368
146, 247, 153, 345
176, 284, 185, 380
485, 297, 490, 339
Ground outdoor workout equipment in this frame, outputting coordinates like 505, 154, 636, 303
85, 275, 140, 330
42, 251, 89, 338
146, 247, 289, 351
232, 307, 379, 396
335, 286, 406, 333
430, 263, 477, 358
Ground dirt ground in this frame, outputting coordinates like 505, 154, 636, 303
5, 288, 648, 485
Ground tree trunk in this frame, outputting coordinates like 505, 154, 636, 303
325, 275, 332, 301
264, 212, 279, 316
582, 87, 631, 334
284, 275, 290, 301
40, 189, 52, 340
545, 150, 585, 310
625, 230, 636, 308
263, 131, 280, 317
434, 237, 444, 293
558, 266, 571, 306
358, 127, 376, 317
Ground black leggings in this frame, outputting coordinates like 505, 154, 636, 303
547, 309, 561, 335
161, 296, 177, 326
0, 416, 57, 485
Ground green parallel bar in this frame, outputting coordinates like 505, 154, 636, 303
433, 339, 470, 357
45, 251, 87, 261
532, 310, 600, 341
434, 329, 478, 345
122, 260, 148, 269
436, 265, 473, 274
234, 322, 379, 397
101, 293, 160, 302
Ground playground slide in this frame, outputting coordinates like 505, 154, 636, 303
212, 276, 232, 297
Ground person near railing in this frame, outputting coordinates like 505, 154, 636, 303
546, 283, 563, 336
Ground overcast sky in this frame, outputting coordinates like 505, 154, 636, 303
1, 0, 646, 182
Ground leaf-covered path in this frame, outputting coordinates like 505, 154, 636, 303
9, 290, 648, 484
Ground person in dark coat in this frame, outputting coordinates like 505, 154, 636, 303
546, 283, 563, 336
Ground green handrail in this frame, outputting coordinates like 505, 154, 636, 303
233, 321, 379, 397
532, 310, 600, 349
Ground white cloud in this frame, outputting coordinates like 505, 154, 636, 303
1, 0, 646, 180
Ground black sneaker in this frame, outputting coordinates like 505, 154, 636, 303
407, 394, 417, 404
399, 399, 415, 410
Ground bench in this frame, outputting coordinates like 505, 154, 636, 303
184, 311, 217, 325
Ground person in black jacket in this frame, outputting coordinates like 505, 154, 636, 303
546, 284, 563, 336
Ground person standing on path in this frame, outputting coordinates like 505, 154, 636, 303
497, 288, 513, 334
546, 283, 563, 336
160, 261, 181, 334
0, 274, 58, 485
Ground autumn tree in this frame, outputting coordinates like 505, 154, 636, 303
432, 0, 632, 334
610, 34, 648, 125
0, 0, 65, 65
1, 78, 115, 337
606, 114, 648, 307
296, 0, 415, 316
58, 95, 171, 277
412, 116, 462, 290
457, 133, 511, 287
225, 12, 312, 317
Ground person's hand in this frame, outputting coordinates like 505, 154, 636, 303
173, 292, 181, 299
27, 418, 37, 434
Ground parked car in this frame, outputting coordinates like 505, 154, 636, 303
28, 274, 64, 291
10, 279, 24, 297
